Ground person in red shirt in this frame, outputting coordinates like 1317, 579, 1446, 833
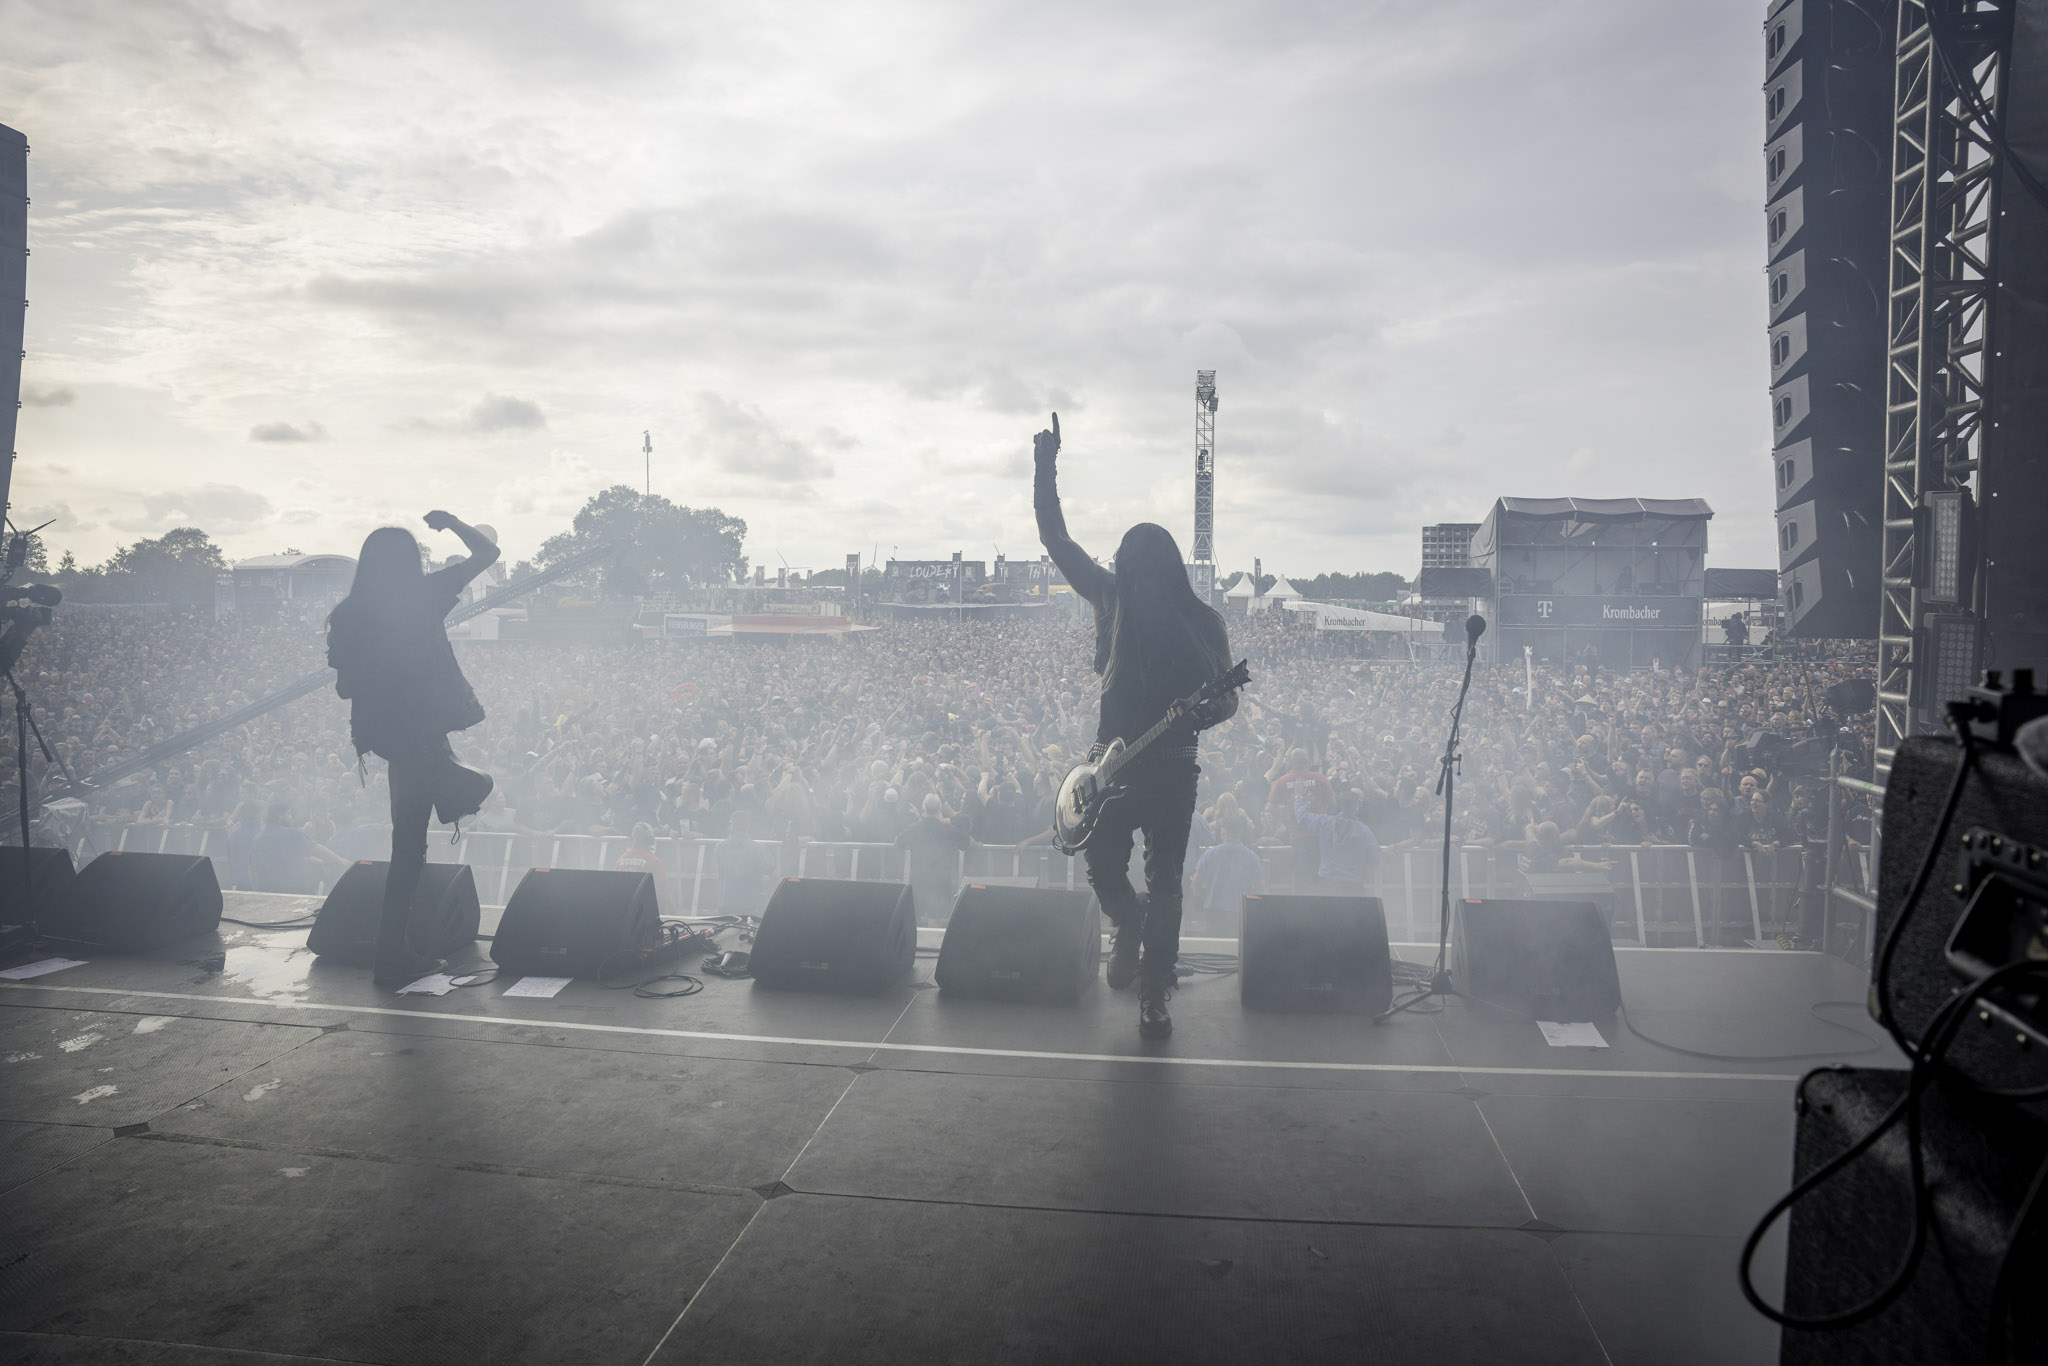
1268, 748, 1336, 892
614, 822, 672, 916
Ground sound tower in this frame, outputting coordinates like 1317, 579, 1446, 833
0, 122, 24, 518
1764, 0, 1893, 637
749, 878, 915, 994
1452, 899, 1621, 1021
1238, 894, 1392, 1014
934, 884, 1099, 1003
43, 851, 222, 951
490, 868, 658, 977
307, 861, 482, 966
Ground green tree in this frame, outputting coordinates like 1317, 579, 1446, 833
56, 528, 226, 604
535, 486, 747, 596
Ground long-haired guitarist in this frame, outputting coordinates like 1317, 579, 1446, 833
1033, 413, 1236, 1038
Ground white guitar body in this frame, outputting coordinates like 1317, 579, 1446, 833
1052, 738, 1126, 854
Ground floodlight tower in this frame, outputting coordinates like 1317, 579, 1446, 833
1193, 370, 1217, 599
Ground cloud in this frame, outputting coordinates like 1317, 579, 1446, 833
127, 484, 274, 532
466, 394, 546, 434
249, 420, 327, 443
20, 383, 75, 407
694, 393, 833, 486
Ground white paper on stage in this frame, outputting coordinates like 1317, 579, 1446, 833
396, 973, 460, 996
0, 958, 86, 980
1536, 1020, 1608, 1048
503, 976, 571, 999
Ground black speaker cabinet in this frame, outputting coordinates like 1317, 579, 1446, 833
1782, 1067, 2047, 1364
490, 868, 659, 977
0, 846, 76, 925
750, 878, 915, 994
1239, 894, 1391, 1014
1452, 899, 1620, 1021
935, 884, 1099, 1003
1878, 736, 2048, 1097
44, 851, 222, 951
308, 861, 482, 966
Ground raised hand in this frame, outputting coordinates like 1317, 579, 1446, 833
1032, 412, 1060, 466
423, 509, 457, 533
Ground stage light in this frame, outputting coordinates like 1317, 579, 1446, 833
1921, 488, 1966, 605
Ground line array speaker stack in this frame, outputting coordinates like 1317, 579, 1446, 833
490, 868, 658, 977
0, 846, 75, 926
1452, 899, 1620, 1022
1238, 894, 1391, 1014
1764, 0, 1893, 637
308, 861, 482, 966
43, 851, 222, 951
0, 120, 25, 516
749, 878, 914, 993
934, 884, 1099, 1003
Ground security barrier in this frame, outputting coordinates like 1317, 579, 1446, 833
62, 823, 1811, 949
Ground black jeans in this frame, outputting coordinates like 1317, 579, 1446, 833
375, 736, 453, 964
1082, 756, 1198, 988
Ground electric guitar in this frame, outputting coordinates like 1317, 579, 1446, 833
1052, 659, 1252, 854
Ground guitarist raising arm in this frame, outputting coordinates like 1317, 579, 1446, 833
1034, 413, 1237, 1038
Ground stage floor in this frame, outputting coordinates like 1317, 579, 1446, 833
0, 893, 1898, 1365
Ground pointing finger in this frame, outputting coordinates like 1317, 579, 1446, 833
1050, 412, 1059, 448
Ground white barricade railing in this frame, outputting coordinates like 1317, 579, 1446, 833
56, 824, 1810, 948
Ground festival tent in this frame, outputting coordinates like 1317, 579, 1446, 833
1223, 575, 1256, 602
1264, 575, 1303, 602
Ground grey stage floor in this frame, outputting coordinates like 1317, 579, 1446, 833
0, 893, 1899, 1365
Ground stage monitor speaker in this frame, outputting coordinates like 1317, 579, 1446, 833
44, 851, 222, 951
490, 868, 658, 977
750, 878, 914, 994
1780, 1067, 2041, 1363
308, 861, 482, 966
934, 884, 1098, 1003
1452, 899, 1620, 1021
0, 846, 76, 925
1238, 894, 1391, 1014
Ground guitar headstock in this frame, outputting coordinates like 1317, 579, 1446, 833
1216, 659, 1252, 695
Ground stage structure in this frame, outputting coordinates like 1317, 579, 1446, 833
1764, 0, 1894, 639
1468, 497, 1712, 671
1190, 370, 1217, 601
1875, 0, 2048, 773
0, 123, 26, 523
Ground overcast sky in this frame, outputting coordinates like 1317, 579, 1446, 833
4, 0, 1771, 580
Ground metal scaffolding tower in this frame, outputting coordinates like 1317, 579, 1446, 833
1193, 371, 1217, 595
1876, 0, 2012, 773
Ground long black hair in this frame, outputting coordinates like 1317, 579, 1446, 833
329, 526, 423, 630
1099, 522, 1229, 696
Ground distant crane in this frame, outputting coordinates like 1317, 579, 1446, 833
1192, 371, 1218, 599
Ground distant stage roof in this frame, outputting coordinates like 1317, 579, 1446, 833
1490, 497, 1713, 521
1703, 568, 1779, 598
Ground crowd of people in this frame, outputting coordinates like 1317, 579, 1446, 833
8, 600, 1876, 933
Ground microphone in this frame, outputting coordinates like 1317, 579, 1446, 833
1465, 614, 1486, 644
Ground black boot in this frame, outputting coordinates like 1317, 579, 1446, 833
1106, 920, 1142, 991
433, 763, 494, 826
1138, 975, 1173, 1039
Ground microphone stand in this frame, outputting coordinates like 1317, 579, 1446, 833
1376, 621, 1482, 1022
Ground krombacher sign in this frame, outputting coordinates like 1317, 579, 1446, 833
1495, 595, 1702, 628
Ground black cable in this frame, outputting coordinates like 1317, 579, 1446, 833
450, 967, 499, 989
1175, 952, 1239, 976
1873, 706, 1980, 1052
218, 916, 318, 930
1617, 998, 1884, 1063
1738, 959, 2048, 1330
597, 924, 712, 997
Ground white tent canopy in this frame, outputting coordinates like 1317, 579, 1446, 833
1264, 575, 1303, 601
1281, 599, 1439, 633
